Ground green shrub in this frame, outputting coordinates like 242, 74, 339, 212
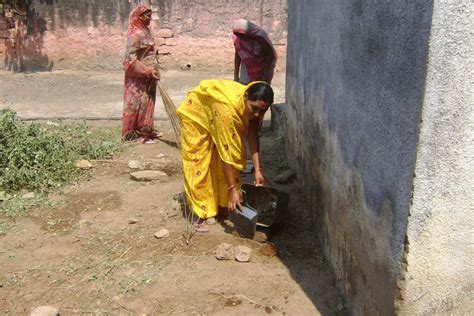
0, 108, 121, 216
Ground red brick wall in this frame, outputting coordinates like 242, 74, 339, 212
0, 4, 5, 66
1, 0, 287, 72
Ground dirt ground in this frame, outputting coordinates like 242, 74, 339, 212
0, 69, 343, 315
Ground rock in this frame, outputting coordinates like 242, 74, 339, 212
144, 158, 176, 172
273, 169, 296, 184
260, 243, 277, 257
30, 306, 60, 316
253, 230, 269, 243
75, 160, 92, 169
215, 243, 233, 260
128, 160, 145, 169
234, 245, 252, 262
145, 158, 172, 170
130, 170, 168, 182
22, 192, 35, 200
128, 218, 138, 224
154, 229, 169, 239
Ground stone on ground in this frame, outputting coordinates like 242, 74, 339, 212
253, 230, 269, 243
234, 245, 252, 262
127, 160, 145, 169
145, 158, 180, 173
30, 306, 60, 316
22, 192, 35, 200
75, 160, 92, 169
130, 170, 168, 181
260, 243, 278, 257
215, 243, 233, 260
154, 229, 169, 239
128, 218, 138, 224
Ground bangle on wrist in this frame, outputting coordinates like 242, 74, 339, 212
227, 184, 237, 191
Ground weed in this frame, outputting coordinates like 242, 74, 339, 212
0, 108, 122, 216
180, 197, 196, 245
139, 274, 152, 285
0, 220, 14, 236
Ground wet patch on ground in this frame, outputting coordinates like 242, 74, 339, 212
29, 191, 122, 233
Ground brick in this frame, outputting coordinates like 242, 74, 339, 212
0, 30, 8, 38
155, 37, 165, 46
157, 46, 172, 55
156, 28, 173, 38
165, 37, 178, 46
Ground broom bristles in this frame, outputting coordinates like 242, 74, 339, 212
157, 81, 181, 148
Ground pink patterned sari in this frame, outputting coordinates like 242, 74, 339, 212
121, 4, 159, 140
231, 19, 277, 84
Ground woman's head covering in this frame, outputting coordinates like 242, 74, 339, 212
231, 19, 277, 83
233, 19, 250, 35
127, 3, 152, 36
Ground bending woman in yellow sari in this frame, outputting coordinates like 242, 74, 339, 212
177, 80, 274, 232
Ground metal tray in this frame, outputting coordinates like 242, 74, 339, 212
241, 183, 289, 228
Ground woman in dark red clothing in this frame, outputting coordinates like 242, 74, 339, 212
121, 4, 162, 144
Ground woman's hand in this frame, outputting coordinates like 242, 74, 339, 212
151, 68, 160, 80
228, 186, 243, 213
254, 169, 267, 186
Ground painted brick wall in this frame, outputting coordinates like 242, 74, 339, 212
1, 0, 287, 72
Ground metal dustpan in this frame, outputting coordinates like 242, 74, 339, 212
241, 183, 289, 228
228, 205, 258, 239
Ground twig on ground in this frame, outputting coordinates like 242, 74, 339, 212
181, 202, 195, 245
234, 294, 280, 312
103, 246, 133, 276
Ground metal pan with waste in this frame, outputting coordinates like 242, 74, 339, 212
241, 183, 289, 228
229, 183, 289, 239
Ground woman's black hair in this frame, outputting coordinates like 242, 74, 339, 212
246, 82, 274, 105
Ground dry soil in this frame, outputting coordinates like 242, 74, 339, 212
0, 69, 343, 315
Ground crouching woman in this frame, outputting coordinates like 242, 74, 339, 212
176, 80, 274, 232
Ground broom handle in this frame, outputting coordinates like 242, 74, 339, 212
153, 51, 182, 148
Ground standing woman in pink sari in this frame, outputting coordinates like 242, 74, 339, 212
232, 19, 277, 85
122, 4, 162, 144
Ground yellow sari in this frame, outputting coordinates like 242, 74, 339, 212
177, 80, 251, 219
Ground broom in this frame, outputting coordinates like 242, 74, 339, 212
157, 80, 181, 148
152, 50, 181, 148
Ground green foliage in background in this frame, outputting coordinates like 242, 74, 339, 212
0, 108, 122, 216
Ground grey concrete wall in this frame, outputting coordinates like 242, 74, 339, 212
398, 1, 474, 314
285, 0, 432, 314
